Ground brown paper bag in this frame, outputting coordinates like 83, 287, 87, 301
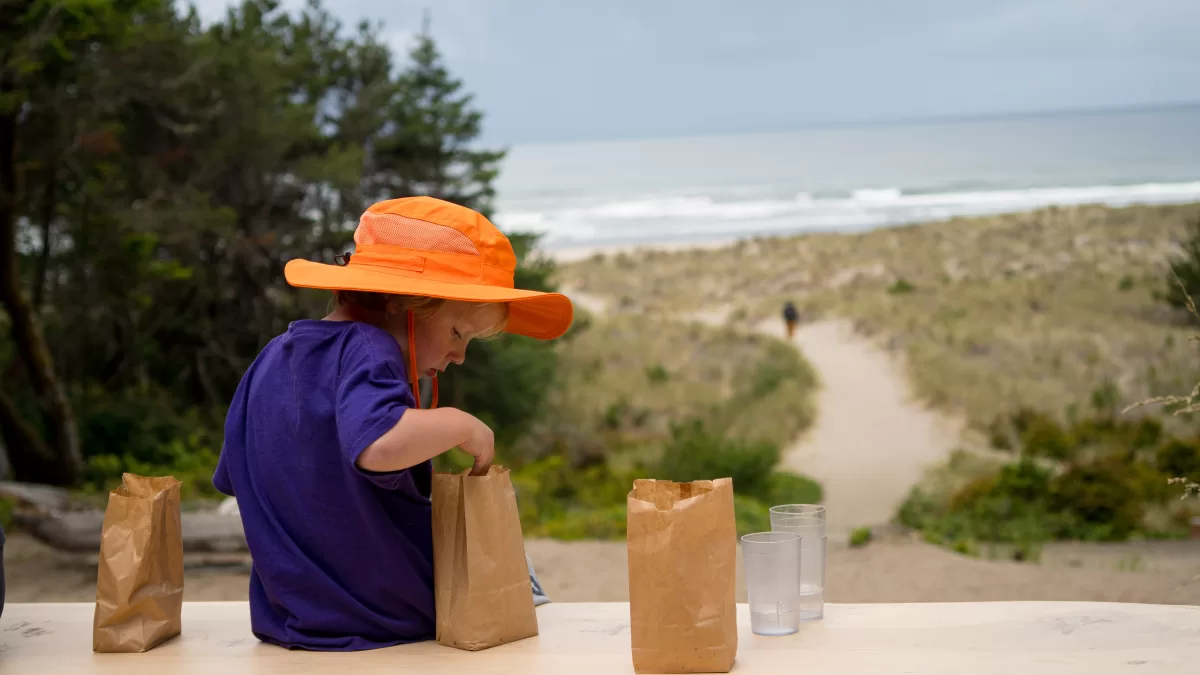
93, 473, 184, 653
432, 466, 539, 651
627, 478, 738, 674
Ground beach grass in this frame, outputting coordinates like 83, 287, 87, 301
507, 311, 820, 539
558, 203, 1200, 431
544, 310, 817, 455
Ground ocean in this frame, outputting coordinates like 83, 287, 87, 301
492, 105, 1200, 252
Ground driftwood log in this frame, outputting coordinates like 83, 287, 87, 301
0, 481, 70, 513
1, 481, 247, 553
14, 509, 248, 553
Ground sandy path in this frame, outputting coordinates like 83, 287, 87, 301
754, 318, 964, 533
571, 289, 965, 533
672, 297, 964, 534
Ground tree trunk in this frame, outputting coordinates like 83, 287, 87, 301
32, 151, 57, 308
0, 85, 84, 486
0, 385, 63, 483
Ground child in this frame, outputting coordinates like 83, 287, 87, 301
213, 197, 573, 651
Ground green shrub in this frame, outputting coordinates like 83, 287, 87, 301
74, 382, 224, 499
534, 504, 627, 540
902, 407, 1197, 553
1049, 461, 1143, 541
1156, 438, 1200, 481
1118, 275, 1135, 291
765, 471, 823, 507
888, 279, 916, 295
1020, 415, 1074, 461
897, 486, 940, 532
902, 459, 1057, 549
947, 460, 1059, 542
84, 436, 222, 501
1072, 415, 1162, 452
973, 459, 1053, 506
736, 341, 816, 402
1124, 459, 1174, 504
656, 420, 780, 499
645, 364, 670, 384
987, 407, 1056, 452
951, 537, 979, 557
511, 451, 636, 539
507, 413, 823, 541
849, 526, 872, 548
73, 384, 223, 488
749, 360, 787, 398
734, 494, 771, 537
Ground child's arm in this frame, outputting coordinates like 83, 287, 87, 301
356, 407, 495, 476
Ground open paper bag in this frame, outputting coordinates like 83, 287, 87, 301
627, 478, 738, 674
432, 466, 539, 651
93, 473, 184, 653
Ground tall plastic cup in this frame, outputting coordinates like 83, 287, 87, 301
769, 504, 826, 620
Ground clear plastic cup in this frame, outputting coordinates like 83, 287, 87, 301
741, 531, 802, 636
769, 504, 826, 621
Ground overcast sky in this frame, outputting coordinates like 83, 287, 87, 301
192, 1, 1200, 144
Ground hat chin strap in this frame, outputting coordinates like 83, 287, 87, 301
406, 310, 438, 409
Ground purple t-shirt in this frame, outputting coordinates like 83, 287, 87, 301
213, 319, 434, 651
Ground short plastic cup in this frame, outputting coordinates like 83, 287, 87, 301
770, 504, 826, 620
741, 531, 802, 636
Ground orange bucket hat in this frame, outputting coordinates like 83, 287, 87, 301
284, 196, 574, 407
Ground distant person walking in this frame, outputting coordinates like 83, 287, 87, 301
782, 301, 799, 339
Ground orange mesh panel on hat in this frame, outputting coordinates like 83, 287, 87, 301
354, 211, 481, 256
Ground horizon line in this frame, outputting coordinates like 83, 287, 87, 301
494, 99, 1200, 148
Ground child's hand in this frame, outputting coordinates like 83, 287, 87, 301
461, 414, 495, 476
356, 407, 495, 475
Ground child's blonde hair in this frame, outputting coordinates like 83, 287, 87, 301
334, 291, 509, 339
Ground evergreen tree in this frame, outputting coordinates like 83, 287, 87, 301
373, 27, 504, 212
0, 0, 561, 487
370, 24, 559, 446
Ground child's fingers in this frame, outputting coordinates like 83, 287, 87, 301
469, 456, 492, 476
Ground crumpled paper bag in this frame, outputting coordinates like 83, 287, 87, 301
432, 466, 539, 651
93, 473, 184, 653
627, 478, 738, 673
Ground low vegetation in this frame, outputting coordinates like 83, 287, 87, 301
542, 312, 816, 456
437, 308, 823, 539
849, 527, 873, 548
561, 204, 1200, 431
898, 404, 1200, 561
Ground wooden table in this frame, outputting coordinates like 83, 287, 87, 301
3, 602, 1199, 674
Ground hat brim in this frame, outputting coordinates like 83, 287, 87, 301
284, 259, 574, 340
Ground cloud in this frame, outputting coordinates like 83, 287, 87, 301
185, 0, 1200, 142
